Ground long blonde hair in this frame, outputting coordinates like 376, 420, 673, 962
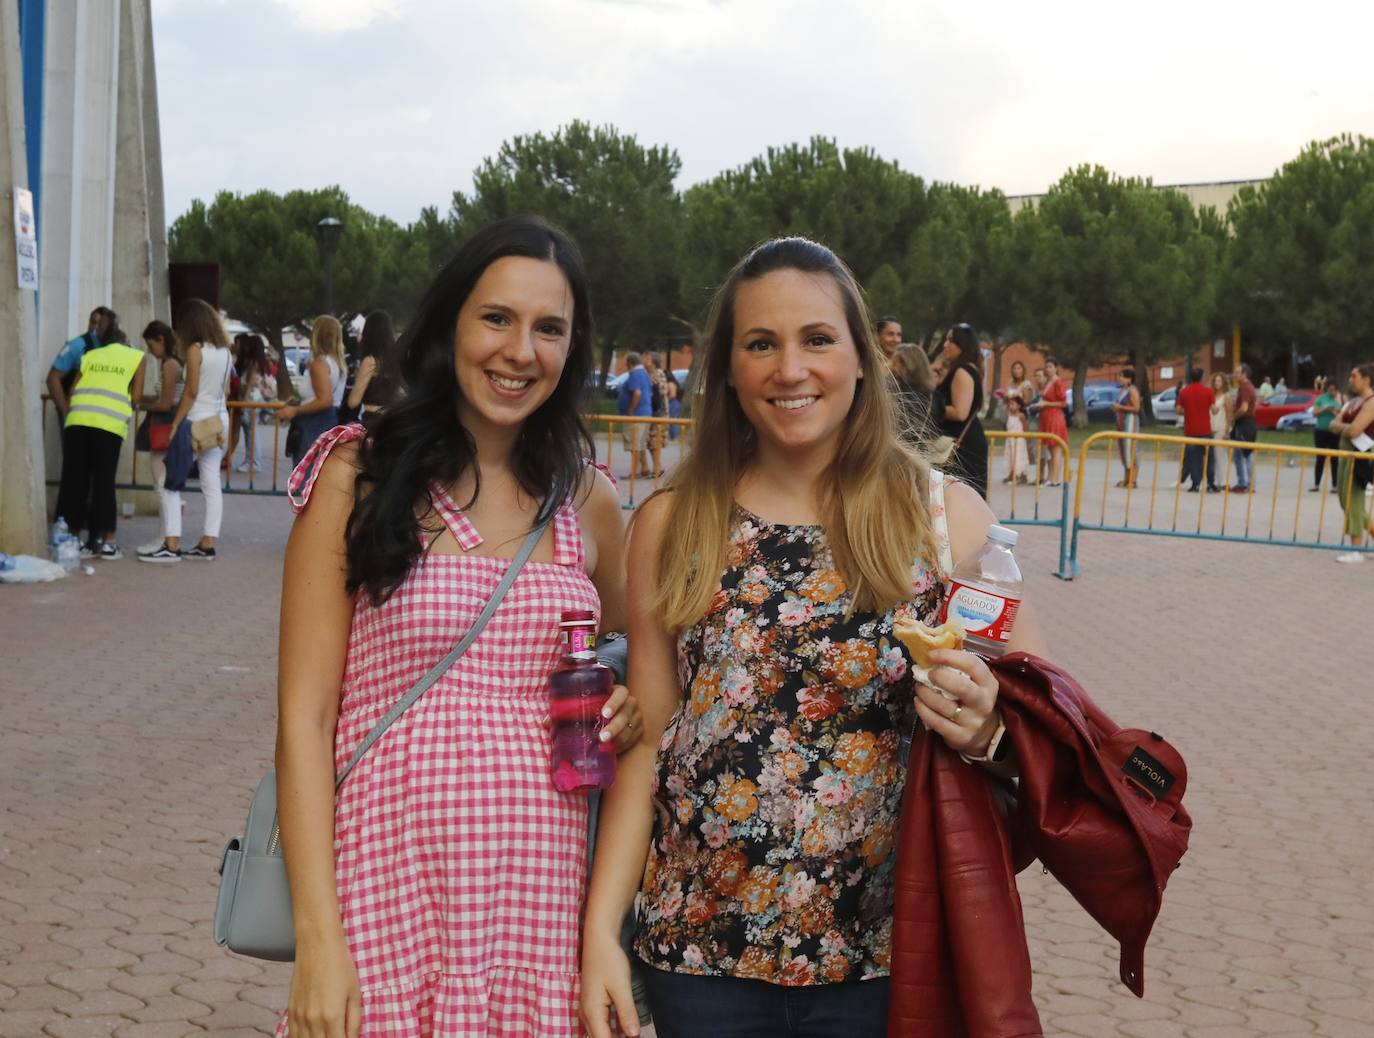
651, 237, 934, 633
310, 315, 346, 370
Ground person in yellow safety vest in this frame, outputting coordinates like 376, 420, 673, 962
53, 334, 149, 561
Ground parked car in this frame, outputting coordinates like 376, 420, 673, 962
281, 346, 311, 399
1255, 389, 1316, 430
1152, 386, 1178, 424
1078, 381, 1120, 423
1276, 407, 1316, 432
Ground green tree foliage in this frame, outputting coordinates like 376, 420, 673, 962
907, 183, 1014, 342
447, 121, 682, 372
168, 186, 433, 346
865, 264, 906, 325
1010, 166, 1218, 423
679, 138, 928, 323
1223, 134, 1374, 374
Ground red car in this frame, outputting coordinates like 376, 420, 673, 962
1254, 389, 1316, 430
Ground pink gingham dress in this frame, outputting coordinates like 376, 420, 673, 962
276, 425, 598, 1036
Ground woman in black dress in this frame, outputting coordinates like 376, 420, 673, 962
936, 323, 988, 498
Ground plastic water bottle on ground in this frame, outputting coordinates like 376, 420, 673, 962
57, 535, 81, 574
49, 518, 69, 562
940, 525, 1023, 658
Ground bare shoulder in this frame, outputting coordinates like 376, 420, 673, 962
627, 489, 676, 553
306, 442, 362, 510
943, 480, 998, 566
577, 464, 621, 516
576, 464, 625, 543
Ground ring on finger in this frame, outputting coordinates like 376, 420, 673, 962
950, 702, 963, 722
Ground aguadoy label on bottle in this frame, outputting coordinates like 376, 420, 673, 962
941, 580, 1021, 643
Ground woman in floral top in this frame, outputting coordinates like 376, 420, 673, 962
581, 238, 1048, 1038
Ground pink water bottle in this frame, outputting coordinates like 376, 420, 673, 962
549, 610, 618, 793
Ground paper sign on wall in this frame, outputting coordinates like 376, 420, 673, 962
13, 186, 37, 291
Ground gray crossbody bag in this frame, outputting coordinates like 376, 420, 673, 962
213, 517, 551, 961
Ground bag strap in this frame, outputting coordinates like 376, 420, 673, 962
332, 511, 553, 791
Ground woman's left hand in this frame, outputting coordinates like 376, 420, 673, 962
278, 404, 298, 424
599, 684, 642, 754
915, 648, 1001, 757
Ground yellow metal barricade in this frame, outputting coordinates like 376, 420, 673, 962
583, 414, 693, 507
1062, 430, 1373, 577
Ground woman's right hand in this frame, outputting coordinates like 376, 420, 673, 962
579, 925, 641, 1038
286, 937, 363, 1038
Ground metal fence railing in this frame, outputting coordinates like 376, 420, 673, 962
1061, 430, 1374, 577
584, 414, 693, 507
42, 390, 1373, 576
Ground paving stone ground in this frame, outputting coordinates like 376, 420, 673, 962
2, 482, 1372, 1036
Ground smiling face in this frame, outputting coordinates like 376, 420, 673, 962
1010, 360, 1026, 383
1044, 361, 1058, 381
877, 321, 902, 358
452, 255, 574, 438
729, 268, 863, 462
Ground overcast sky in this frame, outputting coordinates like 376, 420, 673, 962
153, 0, 1374, 226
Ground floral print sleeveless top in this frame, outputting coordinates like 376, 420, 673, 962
635, 475, 952, 986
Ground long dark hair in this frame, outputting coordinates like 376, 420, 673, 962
345, 216, 595, 604
357, 310, 397, 406
238, 334, 270, 376
948, 323, 982, 372
142, 320, 179, 362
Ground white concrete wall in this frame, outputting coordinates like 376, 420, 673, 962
0, 2, 48, 553
38, 0, 123, 481
111, 0, 161, 513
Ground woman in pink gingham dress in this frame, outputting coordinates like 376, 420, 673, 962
273, 218, 635, 1037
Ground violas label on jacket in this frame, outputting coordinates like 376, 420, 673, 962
1123, 745, 1176, 798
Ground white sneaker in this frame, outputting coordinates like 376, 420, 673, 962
1335, 551, 1367, 564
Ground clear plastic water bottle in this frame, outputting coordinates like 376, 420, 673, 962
49, 518, 69, 561
548, 610, 618, 793
940, 525, 1023, 658
57, 535, 81, 574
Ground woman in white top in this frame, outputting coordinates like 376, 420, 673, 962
278, 315, 346, 468
157, 299, 232, 561
1208, 372, 1231, 487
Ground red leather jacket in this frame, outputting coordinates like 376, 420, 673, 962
888, 654, 1192, 1037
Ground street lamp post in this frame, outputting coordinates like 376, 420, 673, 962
316, 216, 343, 315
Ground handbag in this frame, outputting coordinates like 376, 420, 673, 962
284, 418, 303, 461
191, 416, 224, 454
148, 419, 173, 452
191, 348, 234, 453
214, 514, 553, 961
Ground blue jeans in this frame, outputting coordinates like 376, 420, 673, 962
639, 964, 890, 1038
291, 406, 339, 469
1231, 418, 1256, 487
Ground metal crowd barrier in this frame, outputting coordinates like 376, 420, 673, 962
42, 397, 290, 496
42, 389, 1372, 576
583, 414, 693, 507
984, 429, 1074, 577
1061, 430, 1374, 577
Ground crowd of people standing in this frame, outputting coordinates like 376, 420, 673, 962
44, 302, 399, 565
